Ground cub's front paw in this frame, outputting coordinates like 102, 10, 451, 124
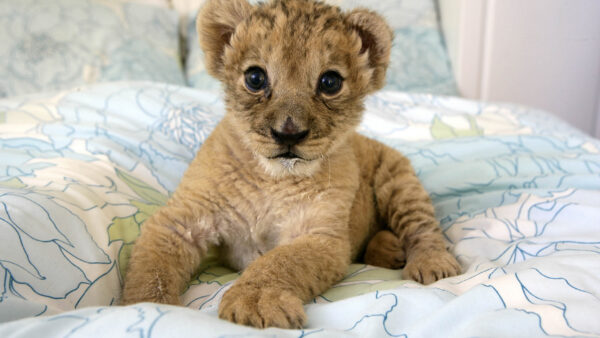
219, 283, 306, 329
121, 272, 181, 306
403, 250, 461, 285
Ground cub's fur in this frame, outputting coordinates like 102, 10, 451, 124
122, 0, 460, 329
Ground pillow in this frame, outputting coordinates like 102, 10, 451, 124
184, 0, 458, 95
337, 0, 458, 95
0, 0, 185, 98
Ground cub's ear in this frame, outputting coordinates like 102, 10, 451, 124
346, 9, 393, 91
196, 0, 253, 80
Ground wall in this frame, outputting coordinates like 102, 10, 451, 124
439, 0, 600, 137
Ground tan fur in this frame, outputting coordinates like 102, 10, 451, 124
122, 0, 460, 329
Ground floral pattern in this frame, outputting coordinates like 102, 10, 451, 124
0, 82, 599, 336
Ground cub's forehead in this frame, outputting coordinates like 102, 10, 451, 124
237, 0, 356, 63
250, 0, 344, 28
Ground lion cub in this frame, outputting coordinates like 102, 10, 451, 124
122, 0, 460, 329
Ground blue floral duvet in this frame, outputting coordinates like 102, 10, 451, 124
1, 82, 599, 337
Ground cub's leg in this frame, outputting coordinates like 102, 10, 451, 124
373, 146, 461, 284
364, 229, 406, 269
219, 231, 351, 329
121, 197, 219, 305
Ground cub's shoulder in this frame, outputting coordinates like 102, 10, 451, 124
350, 132, 384, 175
350, 132, 411, 179
351, 132, 384, 158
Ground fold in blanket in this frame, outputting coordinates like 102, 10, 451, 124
0, 82, 599, 337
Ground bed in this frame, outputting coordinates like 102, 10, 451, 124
1, 0, 599, 337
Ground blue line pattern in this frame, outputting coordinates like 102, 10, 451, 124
1, 82, 600, 337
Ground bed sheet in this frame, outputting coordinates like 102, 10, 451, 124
0, 82, 599, 337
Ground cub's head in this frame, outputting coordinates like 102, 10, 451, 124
197, 0, 392, 177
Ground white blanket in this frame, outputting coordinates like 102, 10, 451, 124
1, 82, 599, 337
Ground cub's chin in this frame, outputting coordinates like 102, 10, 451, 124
257, 155, 323, 178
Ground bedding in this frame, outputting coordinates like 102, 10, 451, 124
0, 0, 184, 98
184, 0, 458, 95
1, 82, 599, 337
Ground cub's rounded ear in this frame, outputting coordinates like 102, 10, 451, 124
196, 0, 253, 80
346, 9, 393, 91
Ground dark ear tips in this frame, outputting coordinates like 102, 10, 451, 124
220, 30, 233, 46
346, 9, 393, 91
354, 24, 377, 56
196, 0, 253, 79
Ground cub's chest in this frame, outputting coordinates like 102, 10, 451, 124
218, 168, 319, 231
203, 139, 361, 269
215, 167, 325, 268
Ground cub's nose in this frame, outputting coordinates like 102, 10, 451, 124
270, 117, 309, 146
270, 128, 309, 146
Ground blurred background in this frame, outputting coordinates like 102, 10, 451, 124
1, 0, 599, 136
439, 0, 600, 137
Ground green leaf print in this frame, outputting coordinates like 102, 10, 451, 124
108, 215, 140, 245
320, 280, 409, 302
187, 248, 238, 287
190, 267, 238, 286
0, 177, 27, 189
131, 200, 160, 224
318, 264, 409, 302
431, 115, 483, 139
118, 243, 135, 280
343, 266, 403, 283
109, 169, 168, 280
115, 169, 168, 205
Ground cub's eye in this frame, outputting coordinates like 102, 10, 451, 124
318, 71, 343, 95
244, 67, 267, 92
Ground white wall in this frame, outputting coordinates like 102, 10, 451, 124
596, 94, 600, 138
439, 0, 487, 99
440, 0, 600, 137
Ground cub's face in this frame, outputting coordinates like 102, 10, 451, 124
198, 0, 392, 176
